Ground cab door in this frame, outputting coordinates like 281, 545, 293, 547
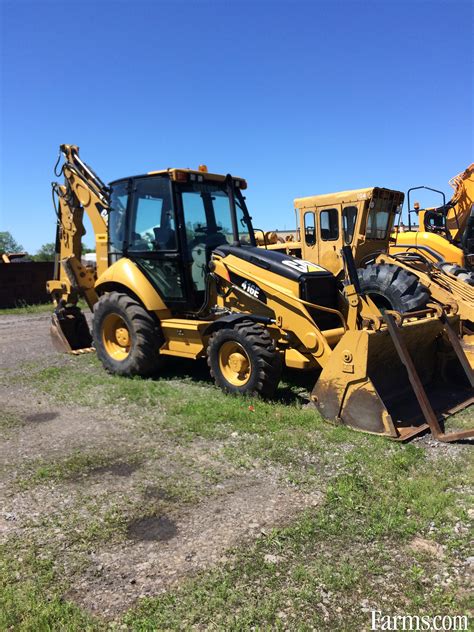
126, 175, 188, 308
317, 205, 343, 276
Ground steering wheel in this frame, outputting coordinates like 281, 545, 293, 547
193, 223, 209, 235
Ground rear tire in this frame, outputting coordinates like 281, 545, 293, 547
357, 264, 430, 312
207, 320, 282, 397
93, 291, 163, 376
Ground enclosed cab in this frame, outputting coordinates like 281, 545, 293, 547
100, 167, 254, 313
292, 187, 404, 279
263, 187, 433, 312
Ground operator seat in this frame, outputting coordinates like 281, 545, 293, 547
424, 210, 446, 234
188, 229, 228, 293
153, 226, 176, 250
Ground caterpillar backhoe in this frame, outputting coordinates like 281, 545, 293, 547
47, 145, 473, 442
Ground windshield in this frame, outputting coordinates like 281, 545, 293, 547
179, 181, 255, 247
366, 196, 397, 240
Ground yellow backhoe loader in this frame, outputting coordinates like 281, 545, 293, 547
47, 145, 473, 442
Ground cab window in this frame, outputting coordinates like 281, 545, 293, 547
320, 208, 339, 240
108, 180, 128, 258
342, 206, 358, 244
304, 212, 316, 246
128, 177, 176, 251
366, 203, 391, 239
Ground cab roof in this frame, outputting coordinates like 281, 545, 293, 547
294, 187, 403, 209
110, 168, 247, 188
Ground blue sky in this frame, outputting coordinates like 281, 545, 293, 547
1, 0, 472, 252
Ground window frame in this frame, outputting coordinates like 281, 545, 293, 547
126, 175, 178, 254
108, 178, 130, 262
319, 207, 339, 242
342, 205, 358, 245
303, 211, 316, 246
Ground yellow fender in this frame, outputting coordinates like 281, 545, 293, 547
95, 258, 171, 315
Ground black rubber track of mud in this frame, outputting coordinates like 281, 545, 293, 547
357, 263, 430, 312
207, 319, 282, 398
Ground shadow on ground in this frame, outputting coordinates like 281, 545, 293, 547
152, 356, 319, 405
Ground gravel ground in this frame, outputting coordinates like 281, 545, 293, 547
0, 311, 324, 617
1, 311, 472, 624
0, 312, 57, 368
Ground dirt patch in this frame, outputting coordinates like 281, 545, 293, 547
68, 476, 322, 617
127, 515, 178, 542
0, 386, 140, 475
23, 411, 59, 423
90, 461, 140, 478
0, 312, 93, 369
0, 318, 323, 619
409, 536, 445, 559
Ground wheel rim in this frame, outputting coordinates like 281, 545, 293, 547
102, 313, 131, 361
218, 341, 251, 386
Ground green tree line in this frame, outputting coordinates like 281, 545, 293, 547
0, 231, 94, 261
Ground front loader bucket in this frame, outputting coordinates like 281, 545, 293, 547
312, 314, 473, 441
50, 305, 94, 354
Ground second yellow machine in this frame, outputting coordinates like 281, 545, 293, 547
48, 145, 473, 442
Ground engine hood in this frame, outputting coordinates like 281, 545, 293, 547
213, 244, 334, 282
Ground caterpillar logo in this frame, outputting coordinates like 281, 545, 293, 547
281, 259, 326, 273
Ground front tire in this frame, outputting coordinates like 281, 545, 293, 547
357, 264, 430, 312
93, 291, 163, 376
207, 320, 282, 397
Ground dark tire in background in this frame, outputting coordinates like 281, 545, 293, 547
357, 264, 430, 312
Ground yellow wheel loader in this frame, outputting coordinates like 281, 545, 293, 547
47, 145, 474, 442
262, 181, 473, 330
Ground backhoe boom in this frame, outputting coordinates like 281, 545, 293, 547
47, 144, 109, 307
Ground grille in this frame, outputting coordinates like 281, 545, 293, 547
299, 274, 341, 331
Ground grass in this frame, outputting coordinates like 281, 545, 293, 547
0, 301, 54, 315
2, 354, 473, 629
0, 298, 87, 315
4, 444, 469, 630
0, 408, 25, 430
122, 445, 473, 630
0, 542, 97, 631
24, 355, 355, 444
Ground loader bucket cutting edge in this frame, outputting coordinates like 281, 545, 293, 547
312, 315, 474, 442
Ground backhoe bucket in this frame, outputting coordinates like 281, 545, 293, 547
312, 314, 473, 441
50, 305, 94, 354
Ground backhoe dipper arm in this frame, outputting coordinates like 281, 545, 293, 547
47, 144, 109, 308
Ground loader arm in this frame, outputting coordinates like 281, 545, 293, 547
47, 144, 109, 308
446, 163, 474, 243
